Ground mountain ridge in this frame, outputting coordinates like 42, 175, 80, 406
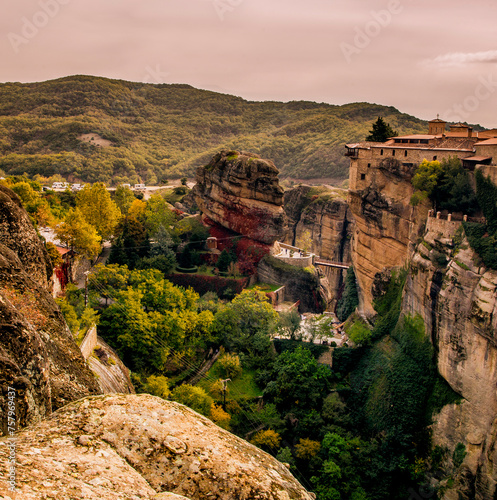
0, 75, 430, 184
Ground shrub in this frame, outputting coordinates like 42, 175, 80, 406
210, 403, 231, 430
347, 321, 372, 346
452, 443, 466, 468
218, 352, 242, 379
250, 429, 281, 452
336, 267, 359, 321
171, 384, 213, 416
144, 375, 171, 399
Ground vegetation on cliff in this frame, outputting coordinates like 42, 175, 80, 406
463, 170, 497, 269
0, 76, 428, 183
410, 157, 478, 214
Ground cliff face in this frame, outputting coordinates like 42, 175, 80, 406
403, 220, 497, 499
0, 394, 313, 500
284, 185, 354, 262
284, 185, 355, 307
0, 186, 101, 434
348, 158, 429, 315
193, 150, 285, 244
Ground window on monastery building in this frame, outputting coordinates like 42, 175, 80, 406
367, 163, 371, 168
380, 149, 383, 155
433, 156, 437, 160
360, 173, 366, 180
392, 150, 395, 156
404, 150, 408, 157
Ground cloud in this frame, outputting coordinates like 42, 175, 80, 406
423, 50, 497, 68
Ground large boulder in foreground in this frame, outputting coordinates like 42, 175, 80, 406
0, 394, 313, 500
193, 150, 285, 244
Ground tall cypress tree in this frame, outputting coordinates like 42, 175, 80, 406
366, 117, 397, 142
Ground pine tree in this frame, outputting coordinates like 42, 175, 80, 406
366, 117, 397, 142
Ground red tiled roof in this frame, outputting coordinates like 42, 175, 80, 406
476, 138, 497, 145
462, 156, 492, 162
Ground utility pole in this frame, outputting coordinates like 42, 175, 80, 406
220, 378, 231, 411
84, 270, 90, 308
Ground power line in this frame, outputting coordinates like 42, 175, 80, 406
82, 274, 315, 490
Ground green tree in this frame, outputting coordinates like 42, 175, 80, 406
366, 117, 397, 142
263, 346, 332, 411
145, 194, 177, 235
218, 352, 242, 379
98, 272, 214, 371
171, 384, 213, 416
216, 249, 233, 273
144, 375, 171, 399
80, 307, 99, 333
76, 182, 122, 239
250, 429, 281, 452
109, 217, 149, 269
213, 289, 278, 366
277, 309, 302, 340
88, 263, 130, 303
56, 207, 102, 259
56, 298, 80, 336
336, 267, 359, 321
114, 184, 136, 215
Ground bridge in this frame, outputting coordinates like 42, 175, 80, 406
314, 259, 351, 270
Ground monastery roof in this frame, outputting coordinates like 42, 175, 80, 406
462, 155, 492, 162
392, 135, 436, 140
476, 138, 497, 145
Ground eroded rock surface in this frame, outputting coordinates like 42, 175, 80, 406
0, 394, 313, 500
193, 150, 285, 244
403, 222, 497, 499
348, 158, 429, 315
0, 186, 101, 435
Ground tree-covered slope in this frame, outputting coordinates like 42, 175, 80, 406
0, 75, 429, 184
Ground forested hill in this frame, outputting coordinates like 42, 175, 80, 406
0, 75, 428, 184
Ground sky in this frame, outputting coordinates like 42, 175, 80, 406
1, 0, 497, 127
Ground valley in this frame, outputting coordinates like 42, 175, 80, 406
1, 93, 497, 499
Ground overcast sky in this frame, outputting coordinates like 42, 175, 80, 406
2, 0, 497, 127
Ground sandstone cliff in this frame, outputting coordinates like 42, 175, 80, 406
403, 219, 497, 499
193, 150, 285, 244
284, 185, 355, 307
348, 158, 429, 315
0, 394, 313, 500
0, 186, 101, 435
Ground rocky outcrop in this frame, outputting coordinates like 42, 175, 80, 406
193, 150, 285, 244
403, 221, 497, 499
0, 186, 101, 435
348, 158, 429, 315
284, 185, 354, 262
258, 255, 326, 312
284, 185, 355, 308
0, 185, 52, 288
88, 338, 135, 394
0, 394, 313, 500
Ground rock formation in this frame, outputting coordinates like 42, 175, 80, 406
193, 150, 285, 244
284, 185, 355, 307
0, 186, 101, 434
348, 158, 429, 315
403, 219, 497, 498
0, 394, 313, 500
347, 154, 497, 497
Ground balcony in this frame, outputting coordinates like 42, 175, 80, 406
345, 147, 359, 158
